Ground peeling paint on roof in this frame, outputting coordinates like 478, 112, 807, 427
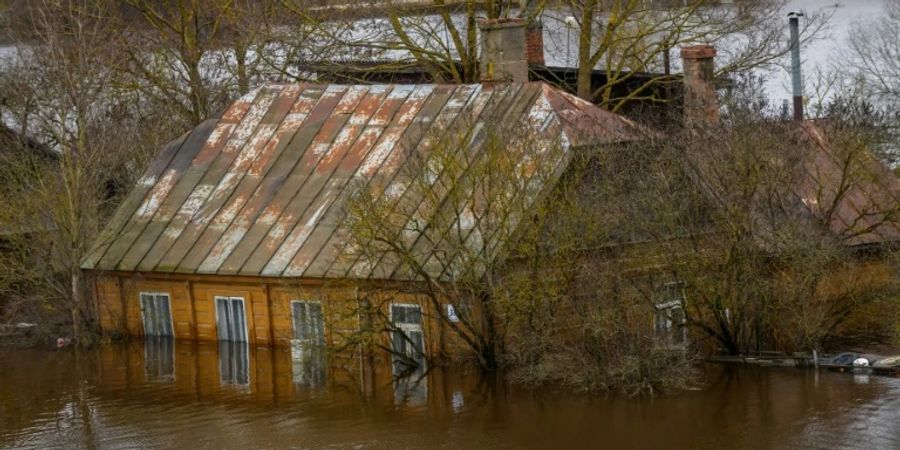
82, 82, 643, 279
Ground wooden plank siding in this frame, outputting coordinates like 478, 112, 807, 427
92, 272, 471, 360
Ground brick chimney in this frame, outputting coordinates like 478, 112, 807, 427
478, 18, 528, 83
680, 45, 719, 127
525, 21, 544, 66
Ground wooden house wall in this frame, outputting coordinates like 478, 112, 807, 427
91, 272, 471, 360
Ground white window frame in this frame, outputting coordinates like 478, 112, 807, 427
139, 291, 174, 338
290, 300, 326, 346
214, 296, 249, 343
446, 304, 460, 323
445, 298, 473, 324
390, 303, 423, 332
654, 282, 687, 346
390, 303, 425, 358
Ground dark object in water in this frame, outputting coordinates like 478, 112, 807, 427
818, 353, 860, 367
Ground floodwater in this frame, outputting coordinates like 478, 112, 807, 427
1, 341, 898, 450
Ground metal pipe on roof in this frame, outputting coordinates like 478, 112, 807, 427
789, 12, 804, 121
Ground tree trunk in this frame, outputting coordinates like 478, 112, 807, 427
235, 45, 250, 95
478, 295, 499, 371
576, 63, 593, 101
71, 270, 93, 344
576, 1, 597, 101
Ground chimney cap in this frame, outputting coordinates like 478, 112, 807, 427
681, 45, 716, 60
477, 17, 526, 30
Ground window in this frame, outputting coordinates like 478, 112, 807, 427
445, 298, 473, 324
390, 304, 427, 406
654, 282, 687, 346
140, 292, 173, 337
290, 300, 327, 388
215, 296, 247, 342
291, 301, 325, 346
446, 304, 459, 322
390, 303, 425, 359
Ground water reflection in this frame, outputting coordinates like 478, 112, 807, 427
290, 341, 326, 388
218, 341, 250, 387
392, 353, 428, 407
2, 344, 899, 450
143, 337, 175, 382
124, 339, 437, 405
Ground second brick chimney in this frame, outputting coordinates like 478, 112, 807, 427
681, 45, 719, 127
478, 18, 528, 83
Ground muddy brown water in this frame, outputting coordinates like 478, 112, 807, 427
1, 340, 898, 450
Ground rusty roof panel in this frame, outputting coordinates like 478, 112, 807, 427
84, 82, 649, 279
384, 84, 530, 280
81, 128, 191, 269
257, 86, 390, 276
221, 86, 352, 275
176, 85, 304, 273
298, 94, 429, 278
197, 87, 327, 274
347, 84, 462, 280
151, 87, 285, 272
798, 122, 900, 246
313, 84, 436, 279
240, 85, 362, 275
96, 118, 220, 271
282, 94, 404, 277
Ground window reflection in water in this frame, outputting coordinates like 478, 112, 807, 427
144, 337, 175, 382
392, 353, 427, 406
218, 341, 250, 387
290, 341, 326, 388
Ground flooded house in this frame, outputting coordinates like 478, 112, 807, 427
80, 19, 645, 364
81, 17, 899, 369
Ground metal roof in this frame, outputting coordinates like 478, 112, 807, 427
796, 122, 900, 246
82, 82, 642, 279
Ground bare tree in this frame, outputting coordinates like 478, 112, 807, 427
557, 0, 829, 108
303, 1, 827, 113
0, 0, 183, 341
343, 114, 569, 370
839, 0, 900, 169
624, 93, 900, 356
845, 0, 900, 104
312, 0, 519, 83
117, 0, 251, 126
